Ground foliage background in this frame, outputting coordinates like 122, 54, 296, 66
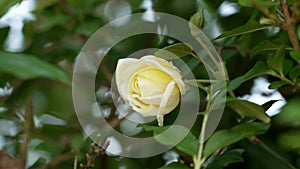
0, 0, 299, 169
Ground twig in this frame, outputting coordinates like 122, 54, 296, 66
79, 135, 110, 169
20, 97, 33, 168
74, 156, 78, 169
280, 0, 300, 50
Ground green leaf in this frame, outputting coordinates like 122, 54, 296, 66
143, 125, 199, 156
268, 81, 289, 89
0, 0, 20, 17
38, 15, 70, 31
267, 45, 285, 75
290, 51, 300, 63
228, 62, 272, 91
214, 20, 271, 40
159, 163, 190, 169
0, 52, 71, 85
238, 0, 253, 7
273, 98, 300, 127
203, 122, 270, 158
155, 43, 193, 59
282, 59, 293, 76
251, 40, 292, 58
289, 66, 300, 81
206, 149, 244, 169
278, 131, 300, 153
189, 9, 205, 29
227, 99, 270, 123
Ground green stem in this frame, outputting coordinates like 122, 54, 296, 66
194, 92, 212, 169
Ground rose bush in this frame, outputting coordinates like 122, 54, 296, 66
115, 55, 186, 126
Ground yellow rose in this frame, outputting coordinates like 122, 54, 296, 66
115, 55, 186, 126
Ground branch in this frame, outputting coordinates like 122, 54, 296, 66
280, 0, 300, 50
20, 97, 33, 168
78, 135, 110, 169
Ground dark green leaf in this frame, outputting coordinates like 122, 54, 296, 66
251, 40, 292, 58
267, 45, 285, 75
289, 66, 300, 81
278, 131, 300, 153
144, 125, 199, 156
268, 81, 289, 89
214, 20, 271, 40
227, 99, 270, 123
203, 122, 270, 158
261, 100, 280, 111
159, 163, 190, 169
0, 52, 71, 85
290, 51, 300, 63
0, 0, 20, 17
155, 43, 193, 59
206, 149, 244, 169
228, 62, 272, 91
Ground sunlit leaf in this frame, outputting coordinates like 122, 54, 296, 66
0, 52, 71, 85
227, 99, 270, 123
203, 122, 270, 158
206, 149, 244, 169
214, 20, 271, 40
155, 43, 193, 59
144, 125, 199, 156
159, 163, 190, 169
290, 51, 300, 63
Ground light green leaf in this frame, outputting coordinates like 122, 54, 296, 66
214, 20, 271, 40
278, 131, 300, 153
206, 149, 244, 169
238, 0, 253, 7
227, 99, 270, 123
290, 51, 300, 63
228, 62, 272, 91
282, 59, 293, 76
203, 122, 270, 158
289, 66, 300, 81
155, 43, 193, 59
0, 0, 20, 17
159, 163, 190, 169
38, 15, 70, 31
251, 40, 292, 58
189, 9, 205, 29
268, 81, 289, 89
267, 45, 285, 75
144, 125, 199, 156
0, 52, 71, 85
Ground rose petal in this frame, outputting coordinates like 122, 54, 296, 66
115, 58, 138, 100
157, 81, 179, 126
